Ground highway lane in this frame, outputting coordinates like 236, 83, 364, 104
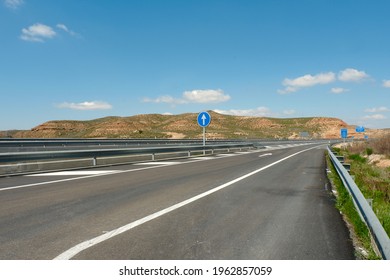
0, 144, 354, 259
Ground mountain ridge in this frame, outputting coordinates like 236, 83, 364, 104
0, 111, 386, 139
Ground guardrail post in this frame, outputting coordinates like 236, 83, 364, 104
188, 151, 191, 157
367, 198, 373, 209
336, 156, 344, 163
342, 163, 351, 172
92, 157, 97, 166
152, 153, 155, 161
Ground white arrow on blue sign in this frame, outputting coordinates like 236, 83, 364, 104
197, 111, 211, 127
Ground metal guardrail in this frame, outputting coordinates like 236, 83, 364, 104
0, 138, 244, 147
327, 146, 390, 259
0, 143, 254, 163
0, 138, 334, 148
0, 143, 256, 177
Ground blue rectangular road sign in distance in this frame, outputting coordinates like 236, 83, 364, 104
341, 128, 348, 139
355, 126, 365, 133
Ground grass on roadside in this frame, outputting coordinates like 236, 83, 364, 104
326, 152, 380, 259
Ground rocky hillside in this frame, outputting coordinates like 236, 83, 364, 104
2, 111, 385, 139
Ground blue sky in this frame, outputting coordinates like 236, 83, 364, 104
1, 0, 390, 130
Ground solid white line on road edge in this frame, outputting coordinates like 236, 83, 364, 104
0, 165, 163, 192
53, 144, 325, 260
26, 170, 119, 176
0, 154, 235, 192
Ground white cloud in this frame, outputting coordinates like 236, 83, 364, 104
278, 68, 372, 94
283, 109, 296, 115
331, 87, 349, 94
214, 107, 272, 117
362, 114, 387, 120
142, 95, 187, 105
383, 80, 390, 88
143, 89, 230, 105
277, 86, 298, 94
279, 72, 336, 94
338, 68, 369, 82
20, 23, 78, 42
20, 23, 56, 42
183, 89, 230, 103
56, 23, 78, 36
57, 101, 112, 110
4, 0, 23, 9
364, 107, 389, 113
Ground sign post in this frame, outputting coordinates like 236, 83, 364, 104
355, 126, 365, 139
197, 111, 211, 146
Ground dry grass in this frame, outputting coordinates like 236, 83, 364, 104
373, 134, 390, 155
343, 134, 390, 157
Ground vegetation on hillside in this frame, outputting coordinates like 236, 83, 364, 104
2, 111, 349, 139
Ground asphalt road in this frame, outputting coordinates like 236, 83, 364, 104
0, 143, 354, 259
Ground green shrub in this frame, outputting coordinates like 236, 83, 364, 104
348, 153, 367, 163
333, 147, 341, 153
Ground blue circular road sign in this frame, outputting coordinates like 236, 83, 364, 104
197, 111, 211, 127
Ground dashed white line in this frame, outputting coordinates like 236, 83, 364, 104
134, 162, 179, 166
190, 157, 216, 160
258, 153, 273, 158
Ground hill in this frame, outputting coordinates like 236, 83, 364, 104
1, 111, 386, 139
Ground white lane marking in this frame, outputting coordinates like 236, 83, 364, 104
0, 166, 161, 192
27, 170, 119, 176
258, 153, 273, 158
0, 153, 242, 192
263, 143, 313, 151
2, 144, 322, 193
134, 162, 179, 166
215, 154, 236, 157
190, 157, 215, 160
54, 144, 324, 260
